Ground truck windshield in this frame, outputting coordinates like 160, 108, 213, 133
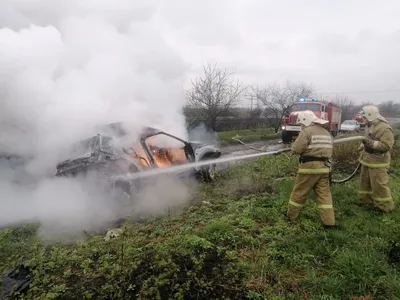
292, 103, 321, 111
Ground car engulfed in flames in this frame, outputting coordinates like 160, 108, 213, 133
54, 123, 221, 198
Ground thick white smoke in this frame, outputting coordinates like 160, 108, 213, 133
0, 0, 193, 241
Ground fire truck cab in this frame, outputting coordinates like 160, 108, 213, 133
281, 98, 343, 144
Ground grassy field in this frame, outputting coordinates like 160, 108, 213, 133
216, 121, 400, 148
1, 139, 400, 299
217, 128, 280, 146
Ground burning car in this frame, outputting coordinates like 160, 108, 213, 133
55, 124, 221, 197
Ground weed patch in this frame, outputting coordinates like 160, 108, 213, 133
2, 141, 400, 299
217, 128, 279, 146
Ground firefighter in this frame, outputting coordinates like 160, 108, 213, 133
357, 105, 395, 212
287, 110, 336, 227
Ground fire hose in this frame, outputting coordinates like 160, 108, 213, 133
329, 136, 365, 184
231, 135, 366, 184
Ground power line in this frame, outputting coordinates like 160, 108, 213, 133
320, 89, 400, 95
240, 88, 400, 109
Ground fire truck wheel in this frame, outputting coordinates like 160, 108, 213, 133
281, 131, 292, 144
113, 179, 131, 199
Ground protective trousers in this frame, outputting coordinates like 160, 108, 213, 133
358, 165, 395, 212
287, 173, 335, 226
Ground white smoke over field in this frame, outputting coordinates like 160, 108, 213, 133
188, 123, 219, 147
0, 0, 195, 241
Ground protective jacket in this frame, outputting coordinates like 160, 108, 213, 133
291, 124, 333, 174
359, 119, 394, 168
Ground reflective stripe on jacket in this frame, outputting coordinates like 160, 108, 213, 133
359, 119, 394, 168
291, 124, 333, 174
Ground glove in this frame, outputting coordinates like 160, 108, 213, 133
362, 138, 375, 149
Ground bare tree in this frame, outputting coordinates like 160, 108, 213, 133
183, 105, 198, 128
249, 107, 263, 118
251, 81, 314, 133
186, 64, 246, 131
379, 100, 396, 117
330, 95, 356, 122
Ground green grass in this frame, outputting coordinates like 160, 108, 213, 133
217, 127, 280, 146
393, 123, 400, 138
1, 143, 400, 299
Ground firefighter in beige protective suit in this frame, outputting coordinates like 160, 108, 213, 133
358, 105, 395, 212
287, 110, 335, 227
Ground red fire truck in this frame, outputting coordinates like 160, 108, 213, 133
352, 112, 367, 130
281, 98, 343, 144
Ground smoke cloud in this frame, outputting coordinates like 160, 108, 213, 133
0, 0, 194, 241
187, 123, 219, 147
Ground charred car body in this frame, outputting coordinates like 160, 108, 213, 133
55, 124, 221, 196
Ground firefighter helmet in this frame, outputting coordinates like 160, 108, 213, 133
359, 105, 381, 122
296, 110, 328, 127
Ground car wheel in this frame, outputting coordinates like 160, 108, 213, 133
197, 161, 217, 183
113, 179, 131, 199
205, 163, 217, 182
281, 131, 292, 144
127, 164, 141, 194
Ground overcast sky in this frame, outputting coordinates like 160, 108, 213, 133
1, 0, 400, 106
153, 0, 400, 104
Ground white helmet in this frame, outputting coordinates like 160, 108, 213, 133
360, 105, 381, 122
296, 110, 328, 127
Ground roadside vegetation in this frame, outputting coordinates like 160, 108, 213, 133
1, 139, 400, 299
393, 123, 400, 137
217, 127, 279, 146
184, 63, 400, 136
216, 124, 365, 147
